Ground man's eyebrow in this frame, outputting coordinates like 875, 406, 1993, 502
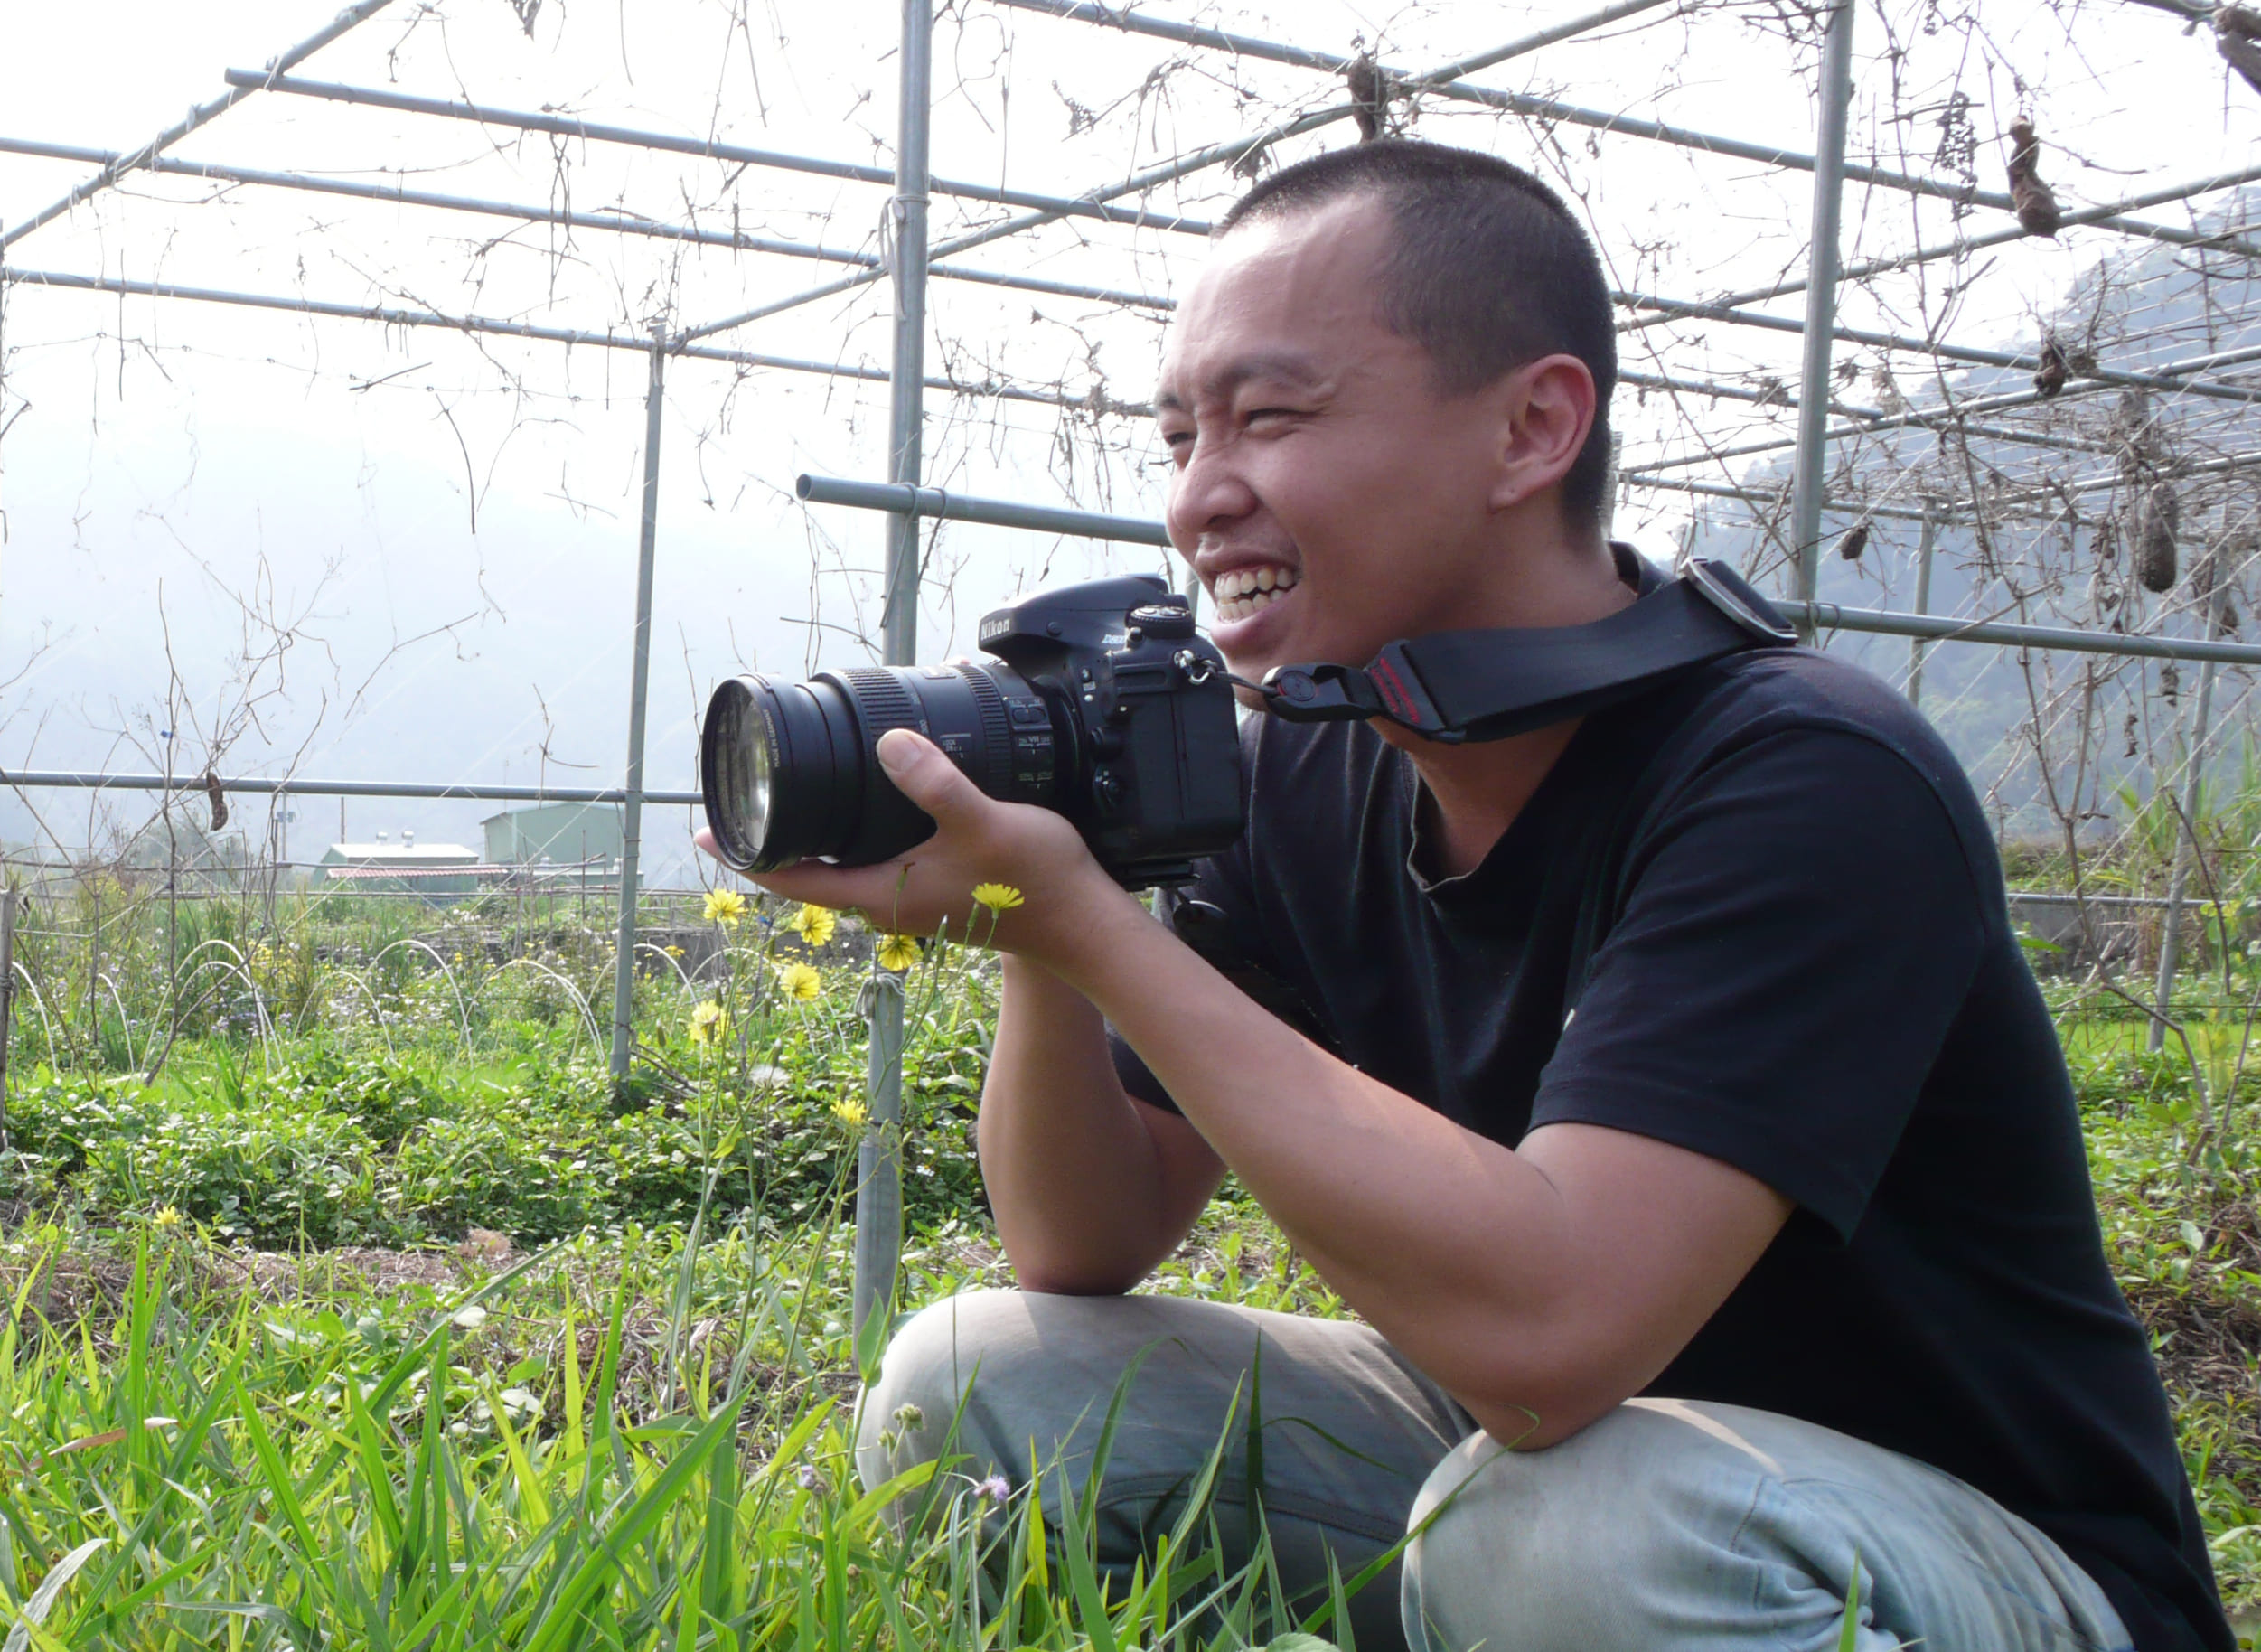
1151, 353, 1330, 414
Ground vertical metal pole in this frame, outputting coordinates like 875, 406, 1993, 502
1788, 0, 1856, 618
2150, 568, 2232, 1051
1907, 512, 1937, 708
854, 0, 933, 1348
609, 332, 667, 1080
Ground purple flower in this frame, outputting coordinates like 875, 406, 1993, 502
976, 1475, 1010, 1507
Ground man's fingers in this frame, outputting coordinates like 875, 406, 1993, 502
876, 728, 984, 823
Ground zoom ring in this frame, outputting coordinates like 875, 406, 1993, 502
832, 667, 923, 751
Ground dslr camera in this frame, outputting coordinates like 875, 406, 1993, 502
701, 575, 1243, 890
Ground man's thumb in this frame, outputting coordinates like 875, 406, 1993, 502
876, 728, 973, 817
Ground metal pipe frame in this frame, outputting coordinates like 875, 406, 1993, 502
984, 0, 2238, 259
679, 3, 1660, 343
226, 70, 1213, 240
0, 771, 699, 805
0, 0, 395, 251
793, 474, 2261, 668
1790, 0, 1857, 609
0, 267, 1144, 416
0, 136, 1172, 313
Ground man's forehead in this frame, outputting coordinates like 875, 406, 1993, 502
1157, 201, 1395, 405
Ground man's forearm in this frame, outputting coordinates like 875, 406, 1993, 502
980, 955, 1224, 1293
1048, 891, 1783, 1444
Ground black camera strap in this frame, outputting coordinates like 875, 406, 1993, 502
1259, 558, 1799, 745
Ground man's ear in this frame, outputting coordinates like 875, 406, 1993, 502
1487, 354, 1598, 514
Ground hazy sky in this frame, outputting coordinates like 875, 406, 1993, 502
1, 0, 2254, 865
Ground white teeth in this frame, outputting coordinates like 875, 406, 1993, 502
1209, 567, 1299, 624
1206, 564, 1299, 614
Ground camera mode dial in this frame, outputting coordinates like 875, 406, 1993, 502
1127, 603, 1196, 640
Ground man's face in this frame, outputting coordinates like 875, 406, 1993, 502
1155, 193, 1521, 682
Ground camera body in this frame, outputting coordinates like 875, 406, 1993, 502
699, 574, 1245, 890
975, 574, 1243, 887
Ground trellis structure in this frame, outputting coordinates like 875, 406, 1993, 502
4, 0, 2261, 1332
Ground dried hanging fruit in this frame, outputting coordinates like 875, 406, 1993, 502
2136, 483, 2181, 593
2005, 118, 2062, 238
1836, 521, 1871, 561
2219, 4, 2261, 97
2034, 334, 2070, 399
204, 771, 229, 833
1346, 54, 1393, 141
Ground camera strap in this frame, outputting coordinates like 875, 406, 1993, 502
1258, 558, 1799, 746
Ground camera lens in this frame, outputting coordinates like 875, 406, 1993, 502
700, 664, 1055, 872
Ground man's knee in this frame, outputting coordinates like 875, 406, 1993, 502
1401, 1400, 1859, 1652
857, 1288, 1040, 1484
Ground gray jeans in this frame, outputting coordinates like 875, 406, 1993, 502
857, 1289, 2134, 1652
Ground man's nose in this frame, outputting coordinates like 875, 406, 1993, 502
1166, 436, 1259, 548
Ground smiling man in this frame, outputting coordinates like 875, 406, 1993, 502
746, 141, 2228, 1652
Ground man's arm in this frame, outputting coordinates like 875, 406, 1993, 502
1053, 899, 1789, 1446
980, 955, 1225, 1294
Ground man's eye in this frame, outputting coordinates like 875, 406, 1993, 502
1246, 407, 1301, 425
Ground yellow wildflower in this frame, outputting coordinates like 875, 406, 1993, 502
689, 1000, 728, 1045
831, 1097, 869, 1130
777, 961, 823, 1003
703, 887, 747, 927
876, 933, 920, 972
152, 1206, 184, 1230
788, 904, 838, 946
971, 883, 1025, 913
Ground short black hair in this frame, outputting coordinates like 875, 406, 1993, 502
1218, 139, 1618, 525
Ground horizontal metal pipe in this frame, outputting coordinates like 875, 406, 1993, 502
1621, 371, 2112, 465
0, 771, 701, 805
796, 474, 1173, 545
228, 70, 1212, 239
983, 0, 2223, 257
1620, 290, 2261, 406
0, 134, 1174, 312
0, 266, 1144, 415
1787, 603, 2261, 668
1626, 160, 2261, 328
800, 474, 2261, 668
1625, 473, 1937, 523
1, 0, 394, 250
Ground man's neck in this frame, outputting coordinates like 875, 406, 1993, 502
1377, 534, 1638, 880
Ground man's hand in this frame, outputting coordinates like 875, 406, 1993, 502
708, 727, 1146, 963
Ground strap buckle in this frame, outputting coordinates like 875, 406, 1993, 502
1678, 556, 1799, 645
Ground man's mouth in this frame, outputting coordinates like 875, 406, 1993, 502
1208, 565, 1300, 624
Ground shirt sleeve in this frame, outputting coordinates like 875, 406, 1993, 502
1532, 727, 1989, 1239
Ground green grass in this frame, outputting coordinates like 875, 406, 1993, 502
4, 887, 2261, 1643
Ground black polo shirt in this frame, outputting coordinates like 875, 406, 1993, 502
1112, 618, 2227, 1651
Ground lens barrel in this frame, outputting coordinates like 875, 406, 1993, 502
700, 663, 1055, 872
